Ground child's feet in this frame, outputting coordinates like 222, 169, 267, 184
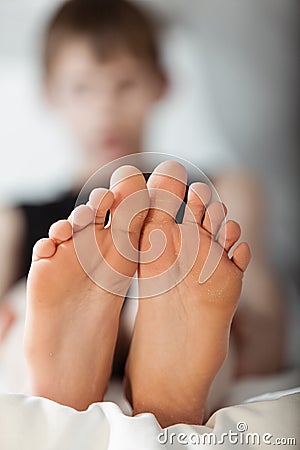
24, 165, 149, 411
125, 161, 250, 427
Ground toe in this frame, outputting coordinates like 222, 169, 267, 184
110, 165, 149, 232
232, 242, 251, 272
183, 182, 211, 224
87, 188, 114, 227
32, 238, 57, 261
68, 204, 95, 232
147, 161, 187, 222
202, 202, 227, 237
49, 220, 73, 243
218, 220, 241, 252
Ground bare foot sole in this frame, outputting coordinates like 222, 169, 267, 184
125, 161, 251, 427
24, 166, 149, 410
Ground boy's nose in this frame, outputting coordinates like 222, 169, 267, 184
93, 98, 119, 124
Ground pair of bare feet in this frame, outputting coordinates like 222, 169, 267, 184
24, 161, 250, 428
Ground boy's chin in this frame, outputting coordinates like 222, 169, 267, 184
85, 146, 137, 166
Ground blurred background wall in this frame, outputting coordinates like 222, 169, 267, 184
0, 0, 299, 272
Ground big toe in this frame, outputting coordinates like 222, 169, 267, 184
110, 165, 149, 233
147, 161, 187, 222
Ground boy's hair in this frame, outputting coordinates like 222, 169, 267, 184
43, 0, 162, 76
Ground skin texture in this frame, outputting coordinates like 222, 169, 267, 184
24, 165, 149, 410
125, 162, 251, 428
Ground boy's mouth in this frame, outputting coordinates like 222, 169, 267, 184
101, 136, 123, 148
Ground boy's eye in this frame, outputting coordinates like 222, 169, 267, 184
118, 79, 137, 92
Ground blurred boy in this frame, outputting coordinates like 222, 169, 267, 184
0, 0, 284, 388
0, 0, 166, 350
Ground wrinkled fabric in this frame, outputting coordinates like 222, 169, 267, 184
0, 390, 299, 450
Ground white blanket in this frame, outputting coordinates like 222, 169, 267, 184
0, 390, 299, 450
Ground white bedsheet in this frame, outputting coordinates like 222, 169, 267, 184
0, 390, 299, 450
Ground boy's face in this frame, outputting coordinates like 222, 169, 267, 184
47, 39, 165, 165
